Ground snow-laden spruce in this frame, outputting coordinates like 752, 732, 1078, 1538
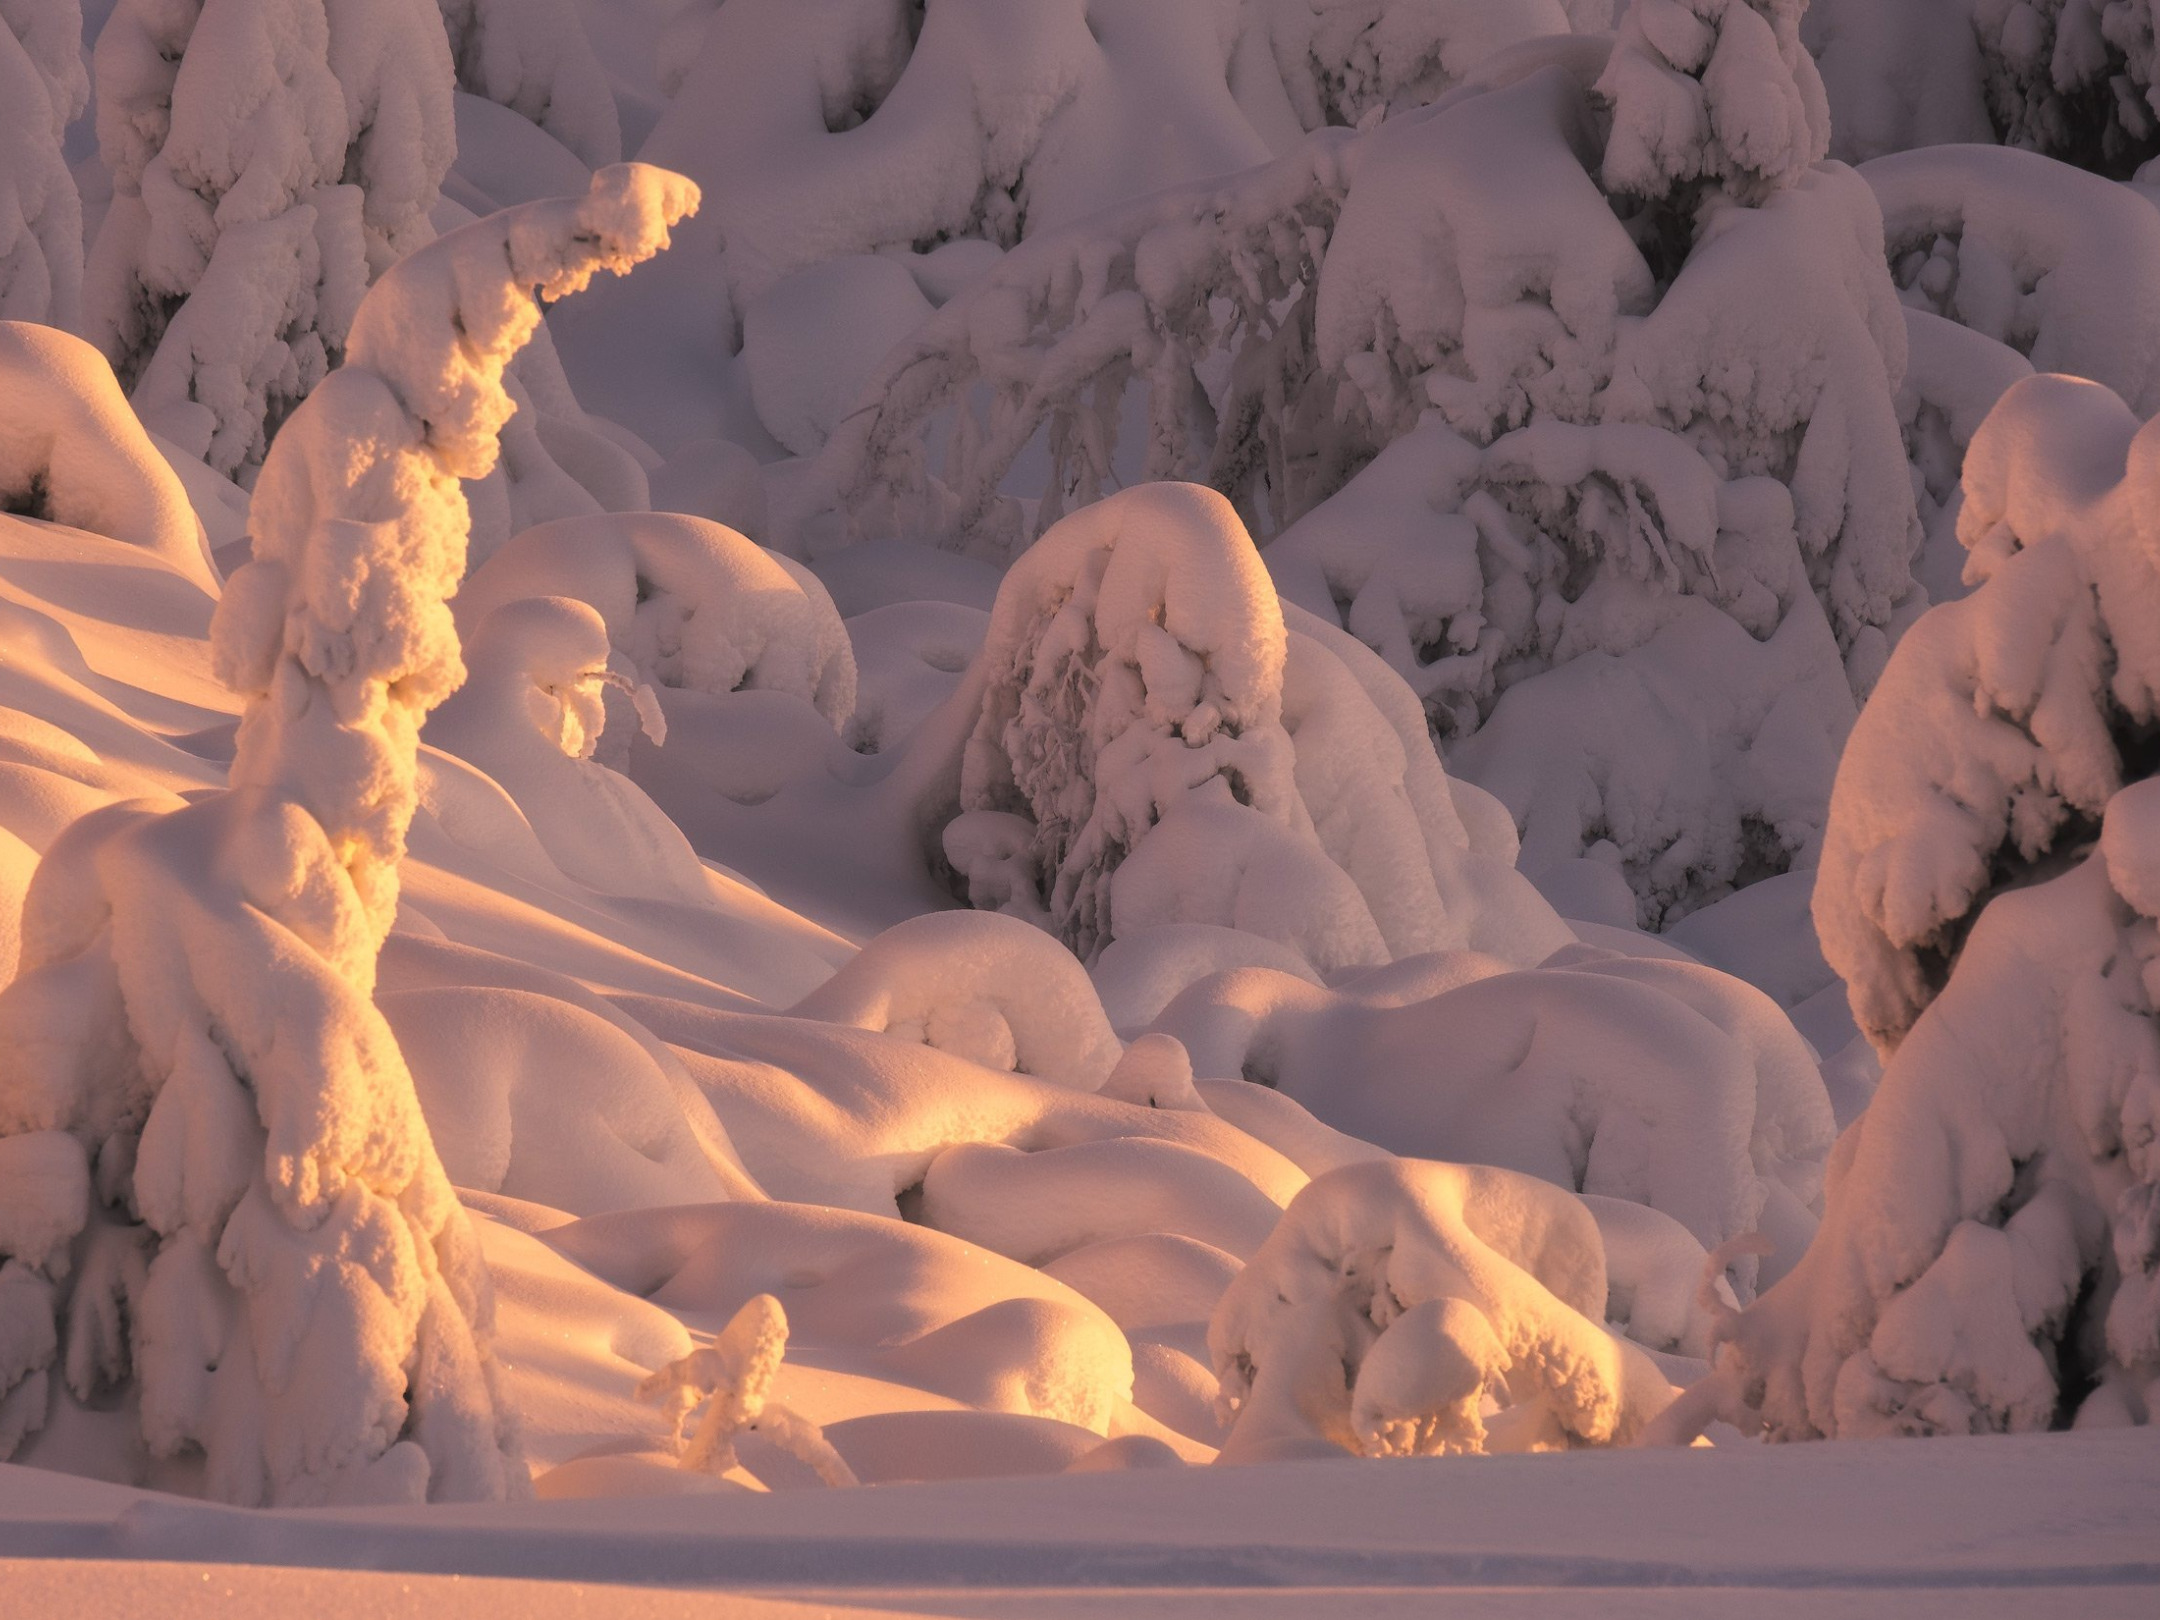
0, 0, 86, 326
1209, 1158, 1672, 1459
921, 480, 1559, 975
437, 0, 621, 168
800, 11, 1917, 926
1805, 0, 2160, 178
85, 0, 457, 478
1863, 143, 2160, 605
1668, 370, 2160, 1440
0, 164, 698, 1504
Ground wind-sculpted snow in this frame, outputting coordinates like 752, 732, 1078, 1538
0, 166, 697, 1505
0, 323, 214, 590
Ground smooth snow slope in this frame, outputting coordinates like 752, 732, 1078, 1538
3, 1429, 2156, 1617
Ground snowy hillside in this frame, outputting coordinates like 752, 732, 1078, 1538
0, 0, 2155, 1612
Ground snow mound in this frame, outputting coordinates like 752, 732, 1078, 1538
1150, 943, 1834, 1284
459, 510, 857, 737
787, 910, 1124, 1092
0, 323, 212, 589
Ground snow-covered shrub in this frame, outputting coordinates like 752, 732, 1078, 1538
457, 510, 857, 741
0, 165, 697, 1503
437, 0, 621, 168
809, 24, 1918, 923
639, 1293, 857, 1485
925, 481, 1559, 975
0, 322, 213, 588
1689, 369, 2160, 1439
423, 594, 726, 905
1209, 1158, 1672, 1459
85, 0, 458, 477
0, 0, 87, 326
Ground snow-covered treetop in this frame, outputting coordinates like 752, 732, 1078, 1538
213, 162, 699, 948
1598, 0, 1831, 205
0, 2, 85, 326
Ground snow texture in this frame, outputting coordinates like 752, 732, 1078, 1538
85, 0, 458, 477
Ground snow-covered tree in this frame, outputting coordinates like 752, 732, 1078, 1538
437, 0, 620, 168
85, 0, 458, 478
807, 12, 1917, 925
1865, 142, 2160, 603
0, 0, 87, 326
0, 165, 698, 1503
1209, 1158, 1673, 1459
920, 480, 1562, 975
1668, 370, 2160, 1441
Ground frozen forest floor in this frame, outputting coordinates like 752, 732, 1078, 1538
6, 1430, 2158, 1617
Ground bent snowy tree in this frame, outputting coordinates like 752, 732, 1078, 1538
0, 164, 697, 1505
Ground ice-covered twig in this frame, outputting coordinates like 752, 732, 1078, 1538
638, 1294, 857, 1487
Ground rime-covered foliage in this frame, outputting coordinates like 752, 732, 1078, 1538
924, 481, 1559, 975
1663, 370, 2160, 1442
85, 0, 458, 478
803, 16, 1912, 924
437, 0, 621, 168
1209, 1159, 1672, 1459
0, 166, 697, 1504
0, 1, 86, 327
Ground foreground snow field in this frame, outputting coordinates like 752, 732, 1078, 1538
4, 0, 2160, 1607
6, 1428, 2158, 1616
